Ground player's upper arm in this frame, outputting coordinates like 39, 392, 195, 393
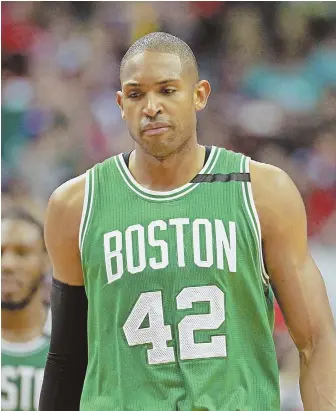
44, 174, 86, 286
250, 161, 335, 353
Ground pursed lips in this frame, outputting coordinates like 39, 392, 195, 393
142, 123, 171, 135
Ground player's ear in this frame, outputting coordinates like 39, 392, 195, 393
116, 91, 126, 120
194, 80, 211, 112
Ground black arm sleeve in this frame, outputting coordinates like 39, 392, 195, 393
39, 278, 88, 411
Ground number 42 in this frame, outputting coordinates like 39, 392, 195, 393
123, 285, 227, 365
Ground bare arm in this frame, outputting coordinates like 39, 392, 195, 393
39, 175, 87, 411
251, 161, 336, 411
44, 174, 86, 285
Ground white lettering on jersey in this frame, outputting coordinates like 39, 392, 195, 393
193, 219, 214, 268
125, 224, 146, 274
1, 366, 44, 411
18, 366, 34, 411
103, 219, 237, 283
1, 367, 17, 409
169, 218, 189, 267
104, 230, 123, 283
148, 220, 169, 270
215, 220, 237, 272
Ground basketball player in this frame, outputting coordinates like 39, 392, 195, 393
39, 33, 336, 411
2, 209, 51, 411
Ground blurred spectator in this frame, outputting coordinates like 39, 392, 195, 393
1, 207, 51, 411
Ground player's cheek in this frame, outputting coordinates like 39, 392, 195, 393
22, 264, 38, 286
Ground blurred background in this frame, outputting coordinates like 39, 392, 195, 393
2, 2, 336, 410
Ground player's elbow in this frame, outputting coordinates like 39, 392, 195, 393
298, 326, 336, 366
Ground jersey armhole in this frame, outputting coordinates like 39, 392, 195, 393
240, 156, 270, 288
79, 168, 95, 260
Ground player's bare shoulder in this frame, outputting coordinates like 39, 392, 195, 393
45, 174, 87, 285
249, 160, 306, 238
249, 160, 289, 208
46, 174, 86, 238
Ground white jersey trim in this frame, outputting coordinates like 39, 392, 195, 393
245, 157, 269, 282
79, 170, 90, 249
240, 156, 269, 286
43, 307, 52, 336
115, 147, 220, 202
2, 310, 51, 355
80, 168, 95, 256
1, 336, 48, 356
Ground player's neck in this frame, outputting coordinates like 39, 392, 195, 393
130, 141, 205, 191
1, 292, 46, 343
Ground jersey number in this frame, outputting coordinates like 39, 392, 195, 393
123, 285, 227, 365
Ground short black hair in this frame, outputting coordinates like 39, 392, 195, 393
120, 32, 199, 82
2, 207, 45, 247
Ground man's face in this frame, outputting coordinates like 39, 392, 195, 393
117, 51, 210, 159
1, 219, 46, 310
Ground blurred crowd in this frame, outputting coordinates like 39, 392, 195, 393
2, 2, 336, 410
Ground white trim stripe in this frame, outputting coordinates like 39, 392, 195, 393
43, 308, 52, 336
80, 168, 95, 255
117, 146, 217, 197
207, 147, 221, 174
1, 336, 49, 356
2, 310, 51, 355
245, 157, 269, 281
115, 158, 203, 201
240, 156, 268, 286
115, 147, 221, 202
79, 170, 90, 249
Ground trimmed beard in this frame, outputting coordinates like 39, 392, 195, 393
1, 276, 41, 311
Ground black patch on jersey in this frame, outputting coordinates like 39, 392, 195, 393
190, 172, 251, 184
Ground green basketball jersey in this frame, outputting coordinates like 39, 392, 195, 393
1, 310, 51, 411
79, 146, 280, 411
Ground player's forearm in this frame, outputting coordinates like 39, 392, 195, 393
39, 278, 88, 411
299, 329, 336, 411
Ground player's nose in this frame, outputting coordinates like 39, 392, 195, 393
142, 93, 162, 118
1, 250, 17, 273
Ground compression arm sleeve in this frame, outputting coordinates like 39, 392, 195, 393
39, 278, 88, 411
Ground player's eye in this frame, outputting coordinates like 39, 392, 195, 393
161, 88, 176, 95
128, 92, 142, 99
16, 247, 30, 257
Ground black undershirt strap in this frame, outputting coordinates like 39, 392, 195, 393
123, 151, 131, 168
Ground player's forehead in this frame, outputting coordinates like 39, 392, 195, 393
121, 51, 185, 87
1, 219, 41, 247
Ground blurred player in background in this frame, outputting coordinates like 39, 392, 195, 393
39, 32, 336, 411
2, 208, 51, 411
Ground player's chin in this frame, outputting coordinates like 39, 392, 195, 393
141, 131, 172, 146
154, 148, 183, 161
1, 295, 17, 306
141, 129, 173, 144
1, 290, 21, 301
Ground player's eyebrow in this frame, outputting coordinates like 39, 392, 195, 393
124, 79, 180, 87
